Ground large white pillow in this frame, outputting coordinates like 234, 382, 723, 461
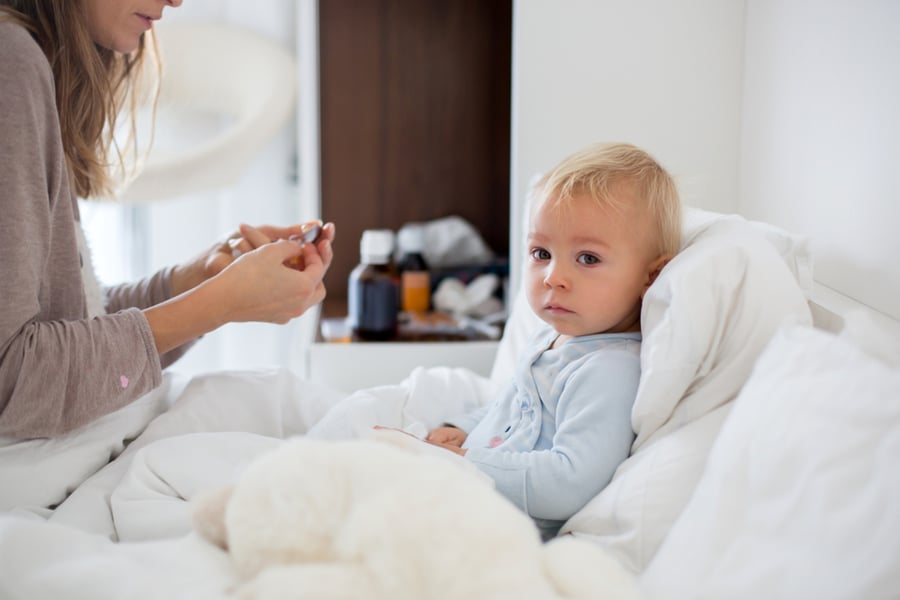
490, 207, 814, 573
629, 217, 812, 449
680, 206, 813, 295
640, 319, 900, 599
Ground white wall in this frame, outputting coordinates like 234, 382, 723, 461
739, 0, 900, 320
509, 0, 747, 295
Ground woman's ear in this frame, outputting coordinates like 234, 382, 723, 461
641, 255, 671, 298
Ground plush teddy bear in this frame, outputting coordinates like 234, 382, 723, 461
191, 429, 640, 600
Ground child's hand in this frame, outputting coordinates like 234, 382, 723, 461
426, 440, 468, 456
426, 426, 467, 448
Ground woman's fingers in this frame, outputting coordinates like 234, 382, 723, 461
256, 221, 323, 243
229, 222, 330, 275
317, 223, 335, 268
319, 222, 336, 242
239, 223, 273, 249
226, 234, 253, 257
298, 239, 325, 278
234, 221, 331, 255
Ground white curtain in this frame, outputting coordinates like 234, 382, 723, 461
80, 0, 320, 377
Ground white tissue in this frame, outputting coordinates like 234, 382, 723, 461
418, 216, 495, 268
432, 274, 503, 318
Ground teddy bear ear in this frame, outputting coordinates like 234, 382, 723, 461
191, 484, 235, 551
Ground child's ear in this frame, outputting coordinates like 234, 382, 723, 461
641, 255, 671, 298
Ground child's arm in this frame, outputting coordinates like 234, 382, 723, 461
465, 351, 639, 522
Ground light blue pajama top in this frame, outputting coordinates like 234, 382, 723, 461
448, 325, 640, 539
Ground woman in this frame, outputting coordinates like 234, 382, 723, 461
0, 0, 335, 438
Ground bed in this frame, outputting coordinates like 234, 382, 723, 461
0, 197, 897, 599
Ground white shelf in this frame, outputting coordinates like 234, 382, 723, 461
307, 340, 499, 394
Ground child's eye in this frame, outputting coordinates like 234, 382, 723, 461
530, 247, 550, 261
577, 253, 601, 265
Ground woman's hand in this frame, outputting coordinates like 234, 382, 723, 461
211, 235, 326, 324
170, 221, 335, 297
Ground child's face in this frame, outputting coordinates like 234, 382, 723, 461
525, 190, 664, 338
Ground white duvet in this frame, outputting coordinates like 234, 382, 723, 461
0, 365, 503, 599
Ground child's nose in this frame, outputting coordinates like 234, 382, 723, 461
543, 262, 569, 288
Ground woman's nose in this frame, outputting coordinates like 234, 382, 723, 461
166, 0, 184, 7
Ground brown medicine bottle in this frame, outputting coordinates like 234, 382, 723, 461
348, 229, 400, 341
397, 224, 431, 314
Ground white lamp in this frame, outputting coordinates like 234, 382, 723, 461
116, 22, 297, 203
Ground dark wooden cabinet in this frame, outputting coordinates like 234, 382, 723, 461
318, 0, 512, 302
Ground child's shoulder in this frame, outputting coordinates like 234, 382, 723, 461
571, 331, 641, 349
567, 333, 641, 367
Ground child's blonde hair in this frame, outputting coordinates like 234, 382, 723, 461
534, 142, 682, 258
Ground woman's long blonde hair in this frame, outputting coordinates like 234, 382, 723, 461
0, 0, 159, 198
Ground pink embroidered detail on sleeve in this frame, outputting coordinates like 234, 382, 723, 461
489, 435, 503, 448
119, 375, 130, 389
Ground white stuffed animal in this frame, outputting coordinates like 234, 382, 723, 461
191, 429, 640, 600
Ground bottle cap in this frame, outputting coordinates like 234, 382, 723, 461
397, 223, 426, 253
360, 229, 395, 264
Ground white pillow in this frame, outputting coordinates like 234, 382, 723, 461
490, 207, 814, 573
630, 219, 812, 449
681, 206, 813, 295
640, 321, 900, 599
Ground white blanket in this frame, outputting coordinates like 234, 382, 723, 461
1, 368, 347, 537
109, 365, 493, 543
0, 365, 499, 598
0, 520, 235, 600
